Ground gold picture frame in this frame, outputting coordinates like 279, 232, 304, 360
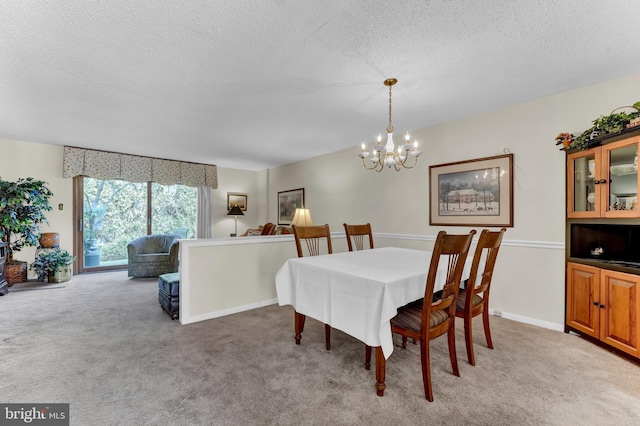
429, 154, 514, 227
227, 193, 248, 211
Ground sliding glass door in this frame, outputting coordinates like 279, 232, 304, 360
74, 177, 197, 273
151, 183, 198, 237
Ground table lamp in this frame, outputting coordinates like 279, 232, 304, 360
227, 205, 244, 237
291, 208, 313, 226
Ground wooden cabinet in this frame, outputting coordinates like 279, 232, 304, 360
567, 136, 640, 218
567, 262, 640, 358
565, 130, 640, 359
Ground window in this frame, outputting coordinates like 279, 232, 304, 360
75, 177, 197, 272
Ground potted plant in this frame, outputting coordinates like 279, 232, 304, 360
30, 248, 76, 283
558, 102, 640, 151
555, 132, 573, 148
0, 177, 54, 284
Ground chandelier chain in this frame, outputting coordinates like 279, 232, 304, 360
387, 83, 393, 133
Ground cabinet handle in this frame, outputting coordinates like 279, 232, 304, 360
593, 301, 599, 305
598, 179, 607, 184
599, 304, 605, 309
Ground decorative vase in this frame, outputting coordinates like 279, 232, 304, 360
84, 240, 101, 267
39, 232, 60, 248
48, 266, 71, 283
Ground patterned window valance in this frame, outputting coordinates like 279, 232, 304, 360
62, 146, 218, 189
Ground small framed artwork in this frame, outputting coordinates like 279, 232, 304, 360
429, 153, 514, 227
227, 193, 248, 211
278, 188, 305, 225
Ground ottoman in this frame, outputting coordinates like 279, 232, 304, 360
158, 272, 180, 320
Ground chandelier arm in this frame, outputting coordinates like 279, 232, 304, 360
362, 157, 379, 170
362, 157, 385, 172
400, 157, 419, 169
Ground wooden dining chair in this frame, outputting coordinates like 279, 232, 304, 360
455, 227, 506, 366
292, 224, 333, 350
343, 223, 374, 251
385, 230, 475, 401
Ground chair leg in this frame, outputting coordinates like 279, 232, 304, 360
325, 324, 331, 350
419, 338, 433, 402
447, 321, 460, 377
464, 314, 476, 366
364, 345, 372, 370
401, 336, 407, 349
295, 311, 306, 345
482, 308, 494, 349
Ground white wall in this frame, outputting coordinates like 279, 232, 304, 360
179, 236, 297, 323
214, 167, 264, 237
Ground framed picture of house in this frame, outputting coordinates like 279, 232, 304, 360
227, 193, 248, 211
429, 154, 514, 227
278, 188, 304, 225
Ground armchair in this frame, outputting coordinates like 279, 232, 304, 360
127, 234, 180, 277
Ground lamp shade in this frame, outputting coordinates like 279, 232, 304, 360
227, 205, 244, 216
291, 208, 313, 226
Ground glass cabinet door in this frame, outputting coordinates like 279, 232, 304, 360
568, 149, 600, 217
603, 138, 639, 217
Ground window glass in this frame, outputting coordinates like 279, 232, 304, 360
151, 183, 197, 238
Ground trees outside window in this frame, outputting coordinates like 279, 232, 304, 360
78, 177, 197, 271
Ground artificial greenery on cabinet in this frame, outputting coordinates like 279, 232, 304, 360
556, 102, 640, 151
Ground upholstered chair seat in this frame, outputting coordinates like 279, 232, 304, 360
390, 302, 450, 331
455, 290, 483, 311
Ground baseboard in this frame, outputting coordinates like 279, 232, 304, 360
489, 308, 564, 332
180, 300, 564, 333
180, 298, 279, 325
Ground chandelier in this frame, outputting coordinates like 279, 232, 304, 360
359, 78, 422, 171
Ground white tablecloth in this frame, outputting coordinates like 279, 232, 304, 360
276, 247, 469, 359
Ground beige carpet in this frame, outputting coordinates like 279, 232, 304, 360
2, 271, 640, 425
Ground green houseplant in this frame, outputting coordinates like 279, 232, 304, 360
558, 102, 640, 151
0, 177, 54, 284
30, 248, 76, 282
0, 177, 54, 261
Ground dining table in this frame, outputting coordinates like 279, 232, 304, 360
275, 246, 478, 396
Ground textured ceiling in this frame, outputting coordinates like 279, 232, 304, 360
1, 1, 639, 170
